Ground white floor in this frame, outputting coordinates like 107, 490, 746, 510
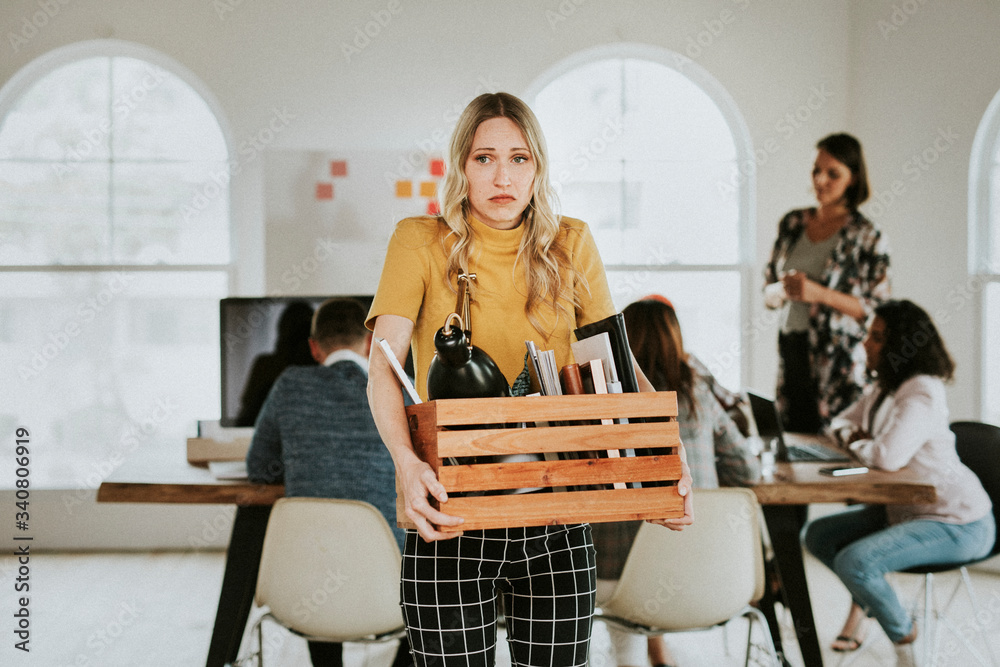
1, 548, 999, 666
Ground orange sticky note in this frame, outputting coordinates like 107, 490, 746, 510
330, 160, 348, 177
396, 181, 413, 198
419, 181, 437, 198
316, 182, 333, 200
429, 159, 445, 177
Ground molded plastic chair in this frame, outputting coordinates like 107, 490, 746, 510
238, 498, 406, 666
897, 421, 1000, 666
594, 488, 779, 666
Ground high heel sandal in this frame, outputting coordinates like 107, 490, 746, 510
831, 635, 863, 652
831, 618, 868, 652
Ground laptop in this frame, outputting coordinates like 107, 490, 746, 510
746, 391, 851, 463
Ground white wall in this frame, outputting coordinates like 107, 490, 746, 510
2, 0, 998, 547
848, 0, 1000, 419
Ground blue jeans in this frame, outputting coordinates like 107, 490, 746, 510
803, 505, 996, 642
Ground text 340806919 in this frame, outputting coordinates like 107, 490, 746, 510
13, 426, 32, 653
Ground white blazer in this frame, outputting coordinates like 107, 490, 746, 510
831, 375, 992, 525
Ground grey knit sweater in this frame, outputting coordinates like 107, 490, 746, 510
245, 360, 404, 549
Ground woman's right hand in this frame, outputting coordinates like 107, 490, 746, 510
846, 428, 872, 445
368, 313, 464, 542
763, 280, 787, 309
398, 453, 465, 542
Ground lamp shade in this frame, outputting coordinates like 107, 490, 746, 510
426, 313, 509, 400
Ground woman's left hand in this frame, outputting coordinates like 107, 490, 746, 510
646, 455, 695, 531
633, 363, 694, 530
782, 270, 825, 304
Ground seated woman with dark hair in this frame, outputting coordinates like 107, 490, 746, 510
592, 298, 760, 667
641, 294, 751, 435
803, 299, 994, 666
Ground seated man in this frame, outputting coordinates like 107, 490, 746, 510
246, 297, 410, 667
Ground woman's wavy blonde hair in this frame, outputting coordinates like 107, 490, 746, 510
439, 92, 581, 338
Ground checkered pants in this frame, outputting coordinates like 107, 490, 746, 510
400, 524, 596, 667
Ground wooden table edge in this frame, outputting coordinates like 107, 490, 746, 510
752, 482, 936, 506
97, 481, 285, 506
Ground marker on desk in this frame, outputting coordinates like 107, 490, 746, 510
818, 466, 869, 477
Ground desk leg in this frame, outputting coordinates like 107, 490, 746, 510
205, 505, 272, 667
762, 504, 824, 667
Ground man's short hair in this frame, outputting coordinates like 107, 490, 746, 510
310, 298, 368, 348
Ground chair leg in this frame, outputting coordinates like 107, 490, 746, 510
743, 616, 751, 664
959, 567, 1000, 666
256, 615, 264, 667
900, 568, 997, 667
232, 611, 269, 667
928, 567, 995, 666
743, 606, 780, 667
924, 572, 934, 666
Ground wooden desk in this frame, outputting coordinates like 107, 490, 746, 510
98, 452, 283, 667
96, 452, 283, 505
99, 450, 937, 667
752, 461, 936, 667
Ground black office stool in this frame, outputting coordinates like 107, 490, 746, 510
896, 421, 1000, 666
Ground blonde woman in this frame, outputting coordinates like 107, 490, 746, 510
366, 92, 693, 666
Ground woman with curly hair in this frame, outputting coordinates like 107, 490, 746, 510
803, 300, 994, 665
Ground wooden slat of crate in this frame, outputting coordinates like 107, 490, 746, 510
408, 392, 678, 428
399, 392, 683, 531
434, 421, 678, 459
438, 453, 682, 493
440, 486, 684, 531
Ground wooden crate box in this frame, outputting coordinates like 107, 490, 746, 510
399, 391, 684, 531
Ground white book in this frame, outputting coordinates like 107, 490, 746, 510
579, 358, 625, 489
540, 349, 562, 396
525, 340, 545, 394
198, 420, 254, 441
208, 460, 249, 480
525, 341, 563, 396
571, 332, 618, 384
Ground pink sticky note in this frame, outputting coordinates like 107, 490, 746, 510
330, 161, 348, 177
429, 159, 445, 177
316, 182, 333, 200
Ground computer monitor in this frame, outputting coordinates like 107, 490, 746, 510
747, 391, 786, 450
219, 295, 375, 427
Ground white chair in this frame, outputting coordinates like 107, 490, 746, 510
237, 497, 407, 666
594, 488, 779, 667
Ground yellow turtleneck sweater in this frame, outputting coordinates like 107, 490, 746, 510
367, 215, 615, 401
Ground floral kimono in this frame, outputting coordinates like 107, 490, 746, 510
764, 208, 891, 426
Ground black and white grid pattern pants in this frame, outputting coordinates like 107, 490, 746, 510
400, 523, 596, 667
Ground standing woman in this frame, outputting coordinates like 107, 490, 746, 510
366, 92, 693, 667
803, 300, 994, 665
764, 134, 891, 433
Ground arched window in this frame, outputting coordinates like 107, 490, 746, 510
969, 90, 1000, 425
0, 40, 231, 487
526, 44, 754, 391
